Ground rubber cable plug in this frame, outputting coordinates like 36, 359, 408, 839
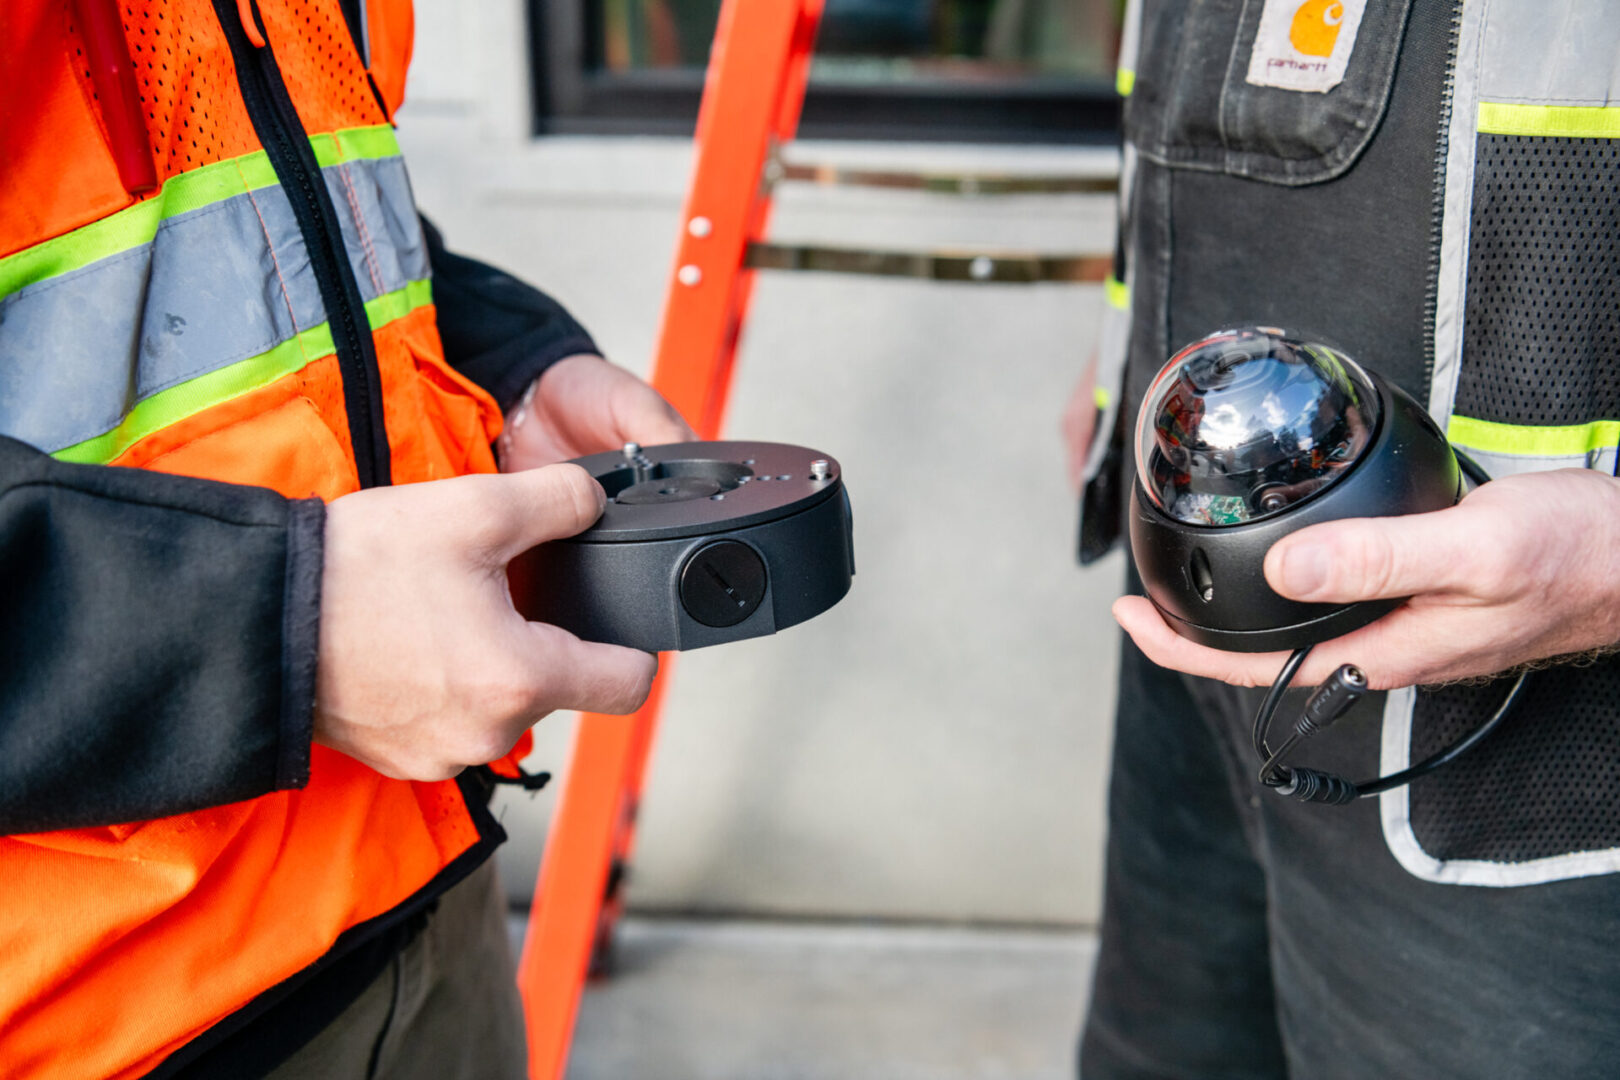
1296, 664, 1368, 738
1275, 767, 1359, 805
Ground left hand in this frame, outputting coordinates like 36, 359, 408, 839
1060, 353, 1100, 495
498, 354, 696, 472
1115, 468, 1620, 690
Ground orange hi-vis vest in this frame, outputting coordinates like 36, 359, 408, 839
0, 2, 521, 1076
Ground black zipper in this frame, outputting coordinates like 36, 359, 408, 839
212, 0, 392, 488
1418, 0, 1465, 410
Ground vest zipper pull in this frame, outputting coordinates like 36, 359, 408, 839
235, 0, 268, 48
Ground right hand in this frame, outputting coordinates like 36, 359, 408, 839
314, 464, 657, 780
1061, 354, 1100, 494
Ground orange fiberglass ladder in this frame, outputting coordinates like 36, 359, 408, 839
515, 2, 1116, 1076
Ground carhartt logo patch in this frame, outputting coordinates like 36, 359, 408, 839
1246, 0, 1367, 93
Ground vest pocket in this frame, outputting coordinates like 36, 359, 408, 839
1380, 655, 1620, 886
374, 309, 503, 484
1128, 0, 1411, 185
139, 395, 360, 502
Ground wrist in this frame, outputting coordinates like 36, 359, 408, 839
278, 497, 326, 789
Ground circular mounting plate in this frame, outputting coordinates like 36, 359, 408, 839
510, 440, 855, 651
569, 441, 843, 543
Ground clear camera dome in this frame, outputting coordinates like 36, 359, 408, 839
1136, 328, 1380, 526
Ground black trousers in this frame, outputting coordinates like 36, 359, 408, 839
1080, 630, 1620, 1079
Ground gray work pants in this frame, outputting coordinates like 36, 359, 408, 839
267, 860, 528, 1079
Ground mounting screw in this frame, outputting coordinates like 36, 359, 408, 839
678, 265, 703, 287
622, 442, 640, 458
810, 460, 829, 481
688, 216, 713, 237
969, 256, 994, 281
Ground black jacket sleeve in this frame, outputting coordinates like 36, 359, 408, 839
0, 435, 322, 833
422, 216, 601, 414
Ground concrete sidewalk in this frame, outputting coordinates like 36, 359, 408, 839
513, 916, 1097, 1080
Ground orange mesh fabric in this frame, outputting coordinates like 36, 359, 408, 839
258, 0, 388, 137
75, 1, 263, 184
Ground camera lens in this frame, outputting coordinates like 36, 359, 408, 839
1136, 328, 1381, 527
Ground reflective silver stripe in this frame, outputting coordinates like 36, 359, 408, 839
1379, 686, 1620, 887
1427, 0, 1486, 429
0, 156, 427, 454
1115, 0, 1143, 96
324, 156, 430, 301
0, 186, 316, 453
1477, 1, 1620, 107
1083, 142, 1133, 488
1451, 442, 1617, 479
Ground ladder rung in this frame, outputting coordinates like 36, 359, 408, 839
774, 162, 1118, 196
744, 242, 1114, 284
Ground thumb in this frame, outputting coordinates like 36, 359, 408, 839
619, 383, 697, 446
477, 463, 606, 562
1263, 507, 1475, 604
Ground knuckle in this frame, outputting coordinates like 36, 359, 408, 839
467, 660, 542, 728
393, 750, 460, 783
423, 759, 465, 782
547, 464, 602, 528
1351, 528, 1399, 597
1473, 542, 1519, 591
447, 711, 526, 766
1221, 664, 1264, 688
462, 512, 508, 555
445, 479, 508, 550
467, 728, 521, 767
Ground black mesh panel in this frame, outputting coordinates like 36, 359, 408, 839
1409, 655, 1620, 862
1454, 135, 1620, 426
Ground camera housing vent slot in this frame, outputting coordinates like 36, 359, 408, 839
1190, 548, 1215, 603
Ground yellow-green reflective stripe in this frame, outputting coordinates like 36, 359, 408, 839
1116, 68, 1136, 97
52, 278, 432, 466
311, 124, 402, 168
1104, 273, 1129, 311
0, 156, 277, 299
1447, 415, 1620, 459
1476, 102, 1620, 139
1093, 386, 1113, 410
0, 124, 402, 300
52, 326, 336, 465
364, 277, 434, 327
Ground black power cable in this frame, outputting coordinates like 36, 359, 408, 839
1250, 653, 1529, 805
1247, 447, 1529, 805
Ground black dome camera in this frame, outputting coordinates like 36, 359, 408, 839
1129, 327, 1461, 653
1127, 328, 1531, 807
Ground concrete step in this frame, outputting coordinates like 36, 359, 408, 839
513, 915, 1098, 1080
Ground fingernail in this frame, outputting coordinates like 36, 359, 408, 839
1276, 544, 1329, 598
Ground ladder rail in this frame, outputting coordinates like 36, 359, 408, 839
516, 2, 1117, 1074
516, 4, 825, 1078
